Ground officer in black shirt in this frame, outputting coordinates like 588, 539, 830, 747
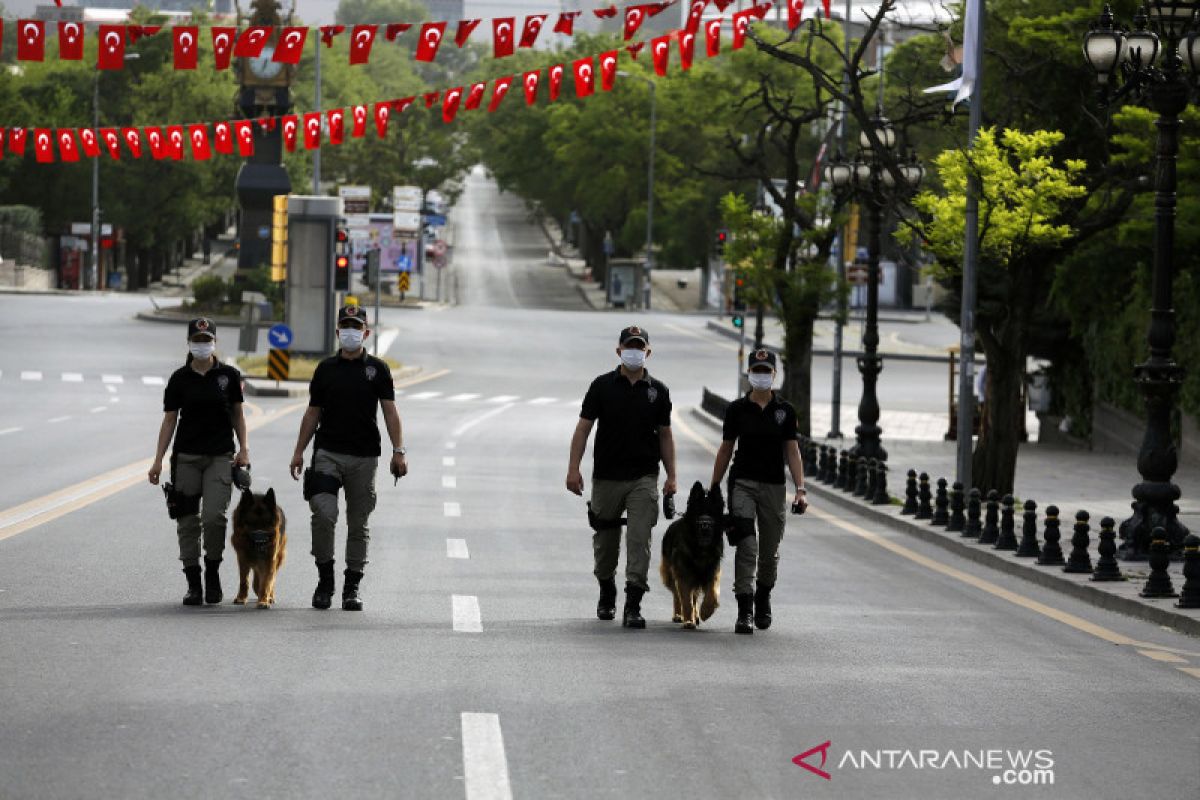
289, 305, 407, 611
148, 318, 249, 606
567, 325, 677, 629
709, 349, 807, 634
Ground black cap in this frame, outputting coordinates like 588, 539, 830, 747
338, 305, 369, 325
187, 317, 216, 338
748, 349, 777, 370
619, 325, 649, 345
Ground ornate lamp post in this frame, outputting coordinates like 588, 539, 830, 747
1083, 2, 1200, 558
824, 112, 924, 464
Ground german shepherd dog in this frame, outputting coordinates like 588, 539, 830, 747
659, 482, 725, 629
231, 488, 287, 608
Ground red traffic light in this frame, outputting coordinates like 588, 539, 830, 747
336, 228, 349, 244
717, 231, 728, 243
335, 256, 349, 269
735, 277, 745, 287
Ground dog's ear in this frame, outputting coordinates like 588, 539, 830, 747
264, 487, 276, 512
237, 487, 254, 510
688, 481, 706, 507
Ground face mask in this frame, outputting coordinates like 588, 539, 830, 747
338, 328, 365, 351
748, 372, 774, 391
620, 348, 647, 370
189, 342, 215, 360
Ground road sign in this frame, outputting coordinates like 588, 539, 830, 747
398, 272, 411, 293
424, 213, 447, 227
267, 323, 294, 349
396, 253, 413, 272
393, 211, 421, 233
339, 185, 370, 215
392, 185, 422, 212
267, 348, 290, 381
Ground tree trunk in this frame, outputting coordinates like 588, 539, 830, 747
972, 335, 1024, 495
781, 314, 816, 437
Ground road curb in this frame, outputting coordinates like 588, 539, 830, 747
135, 309, 278, 328
689, 406, 1200, 639
239, 363, 425, 398
703, 320, 983, 365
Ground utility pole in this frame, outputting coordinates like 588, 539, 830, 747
312, 39, 322, 195
828, 0, 853, 438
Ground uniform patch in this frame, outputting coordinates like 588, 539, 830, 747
775, 408, 786, 426
647, 386, 658, 404
365, 366, 377, 381
216, 375, 229, 392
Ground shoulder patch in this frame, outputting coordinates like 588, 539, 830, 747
646, 386, 658, 404
216, 374, 230, 392
365, 365, 377, 381
775, 408, 786, 426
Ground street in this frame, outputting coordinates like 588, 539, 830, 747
1, 177, 1199, 800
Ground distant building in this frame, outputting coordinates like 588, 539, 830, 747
424, 0, 464, 22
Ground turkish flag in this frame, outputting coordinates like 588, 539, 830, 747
732, 8, 755, 50
414, 22, 446, 62
394, 97, 416, 116
680, 30, 696, 70
54, 130, 78, 162
522, 71, 540, 106
520, 15, 547, 48
626, 41, 645, 60
59, 21, 85, 60
320, 25, 345, 47
573, 58, 595, 98
274, 27, 307, 63
172, 26, 199, 69
281, 116, 298, 152
553, 12, 580, 35
623, 6, 647, 41
144, 127, 165, 160
328, 109, 345, 145
127, 25, 162, 46
301, 113, 320, 150
599, 51, 618, 91
78, 128, 101, 158
705, 19, 721, 57
9, 128, 27, 157
647, 1, 672, 15
594, 6, 619, 19
97, 25, 126, 69
120, 128, 142, 158
488, 77, 513, 112
233, 121, 254, 156
257, 117, 276, 134
651, 36, 670, 76
442, 87, 463, 124
424, 91, 440, 108
493, 18, 515, 58
548, 64, 564, 101
455, 19, 480, 47
349, 25, 377, 64
822, 0, 831, 18
465, 82, 486, 110
100, 128, 122, 159
385, 23, 410, 41
18, 20, 45, 62
713, 0, 734, 9
212, 122, 232, 155
211, 27, 236, 69
351, 105, 368, 137
167, 126, 185, 160
685, 0, 708, 32
34, 130, 53, 163
788, 0, 804, 29
234, 26, 271, 58
189, 125, 212, 161
374, 103, 390, 138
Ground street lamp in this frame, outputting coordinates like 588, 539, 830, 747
1083, 1, 1200, 558
823, 111, 923, 464
91, 52, 139, 291
617, 70, 656, 310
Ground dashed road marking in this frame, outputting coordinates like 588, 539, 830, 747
443, 475, 458, 489
528, 397, 557, 405
449, 393, 481, 402
461, 712, 513, 800
105, 385, 117, 394
452, 595, 483, 633
444, 502, 462, 517
109, 397, 120, 404
61, 373, 83, 383
409, 391, 443, 400
446, 441, 457, 450
20, 371, 42, 381
142, 376, 164, 386
89, 407, 107, 414
447, 538, 469, 559
443, 457, 456, 467
48, 416, 71, 424
0, 427, 21, 436
488, 395, 519, 404
101, 375, 123, 384
453, 404, 514, 438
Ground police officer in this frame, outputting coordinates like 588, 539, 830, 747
148, 317, 249, 606
288, 305, 408, 611
709, 349, 807, 635
566, 325, 677, 629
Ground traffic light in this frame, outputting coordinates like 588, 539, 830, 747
715, 228, 729, 254
732, 271, 746, 328
732, 313, 744, 328
334, 255, 350, 291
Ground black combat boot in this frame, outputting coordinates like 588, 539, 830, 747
734, 593, 754, 635
182, 565, 203, 606
622, 583, 646, 629
754, 583, 774, 630
312, 560, 336, 610
342, 569, 364, 611
204, 558, 223, 605
597, 577, 617, 620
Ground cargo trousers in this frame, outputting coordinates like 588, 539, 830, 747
730, 478, 786, 595
590, 475, 659, 591
309, 448, 378, 572
173, 452, 233, 567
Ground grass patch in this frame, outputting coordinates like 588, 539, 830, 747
236, 354, 402, 381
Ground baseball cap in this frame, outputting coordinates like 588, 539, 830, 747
187, 317, 216, 339
338, 305, 369, 326
748, 349, 777, 370
619, 325, 649, 346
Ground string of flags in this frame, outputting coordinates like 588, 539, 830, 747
1, 0, 829, 70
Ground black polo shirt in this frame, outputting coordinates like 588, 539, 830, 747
722, 392, 798, 485
309, 352, 395, 457
580, 368, 672, 481
163, 360, 243, 456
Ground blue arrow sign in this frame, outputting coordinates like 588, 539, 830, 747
268, 323, 294, 349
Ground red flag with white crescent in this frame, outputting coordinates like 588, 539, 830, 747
78, 128, 101, 158
385, 23, 411, 41
522, 71, 540, 105
493, 18, 515, 58
233, 121, 254, 156
680, 30, 696, 70
97, 25, 126, 70
573, 57, 595, 98
374, 103, 390, 138
415, 22, 446, 62
234, 26, 271, 58
651, 35, 670, 76
822, 0, 831, 18
212, 122, 232, 155
328, 109, 345, 145
351, 105, 368, 137
442, 87, 463, 123
349, 25, 377, 65
167, 126, 185, 160
685, 0, 708, 33
173, 26, 199, 69
120, 128, 142, 158
281, 116, 298, 152
594, 5, 618, 18
520, 15, 547, 48
59, 21, 85, 60
188, 125, 212, 161
424, 91, 440, 108
34, 129, 53, 163
553, 12, 580, 35
788, 0, 804, 29
626, 41, 645, 60
488, 77, 513, 112
274, 27, 307, 63
320, 25, 345, 47
18, 20, 45, 62
599, 51, 618, 92
9, 128, 27, 156
456, 19, 480, 47
100, 128, 122, 159
465, 82, 487, 110
303, 113, 321, 149
623, 6, 647, 41
394, 97, 416, 116
549, 64, 564, 101
211, 27, 236, 70
144, 127, 166, 160
705, 19, 721, 57
732, 8, 754, 50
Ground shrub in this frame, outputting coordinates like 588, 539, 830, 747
191, 275, 228, 310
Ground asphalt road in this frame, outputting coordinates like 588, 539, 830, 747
1, 181, 1198, 799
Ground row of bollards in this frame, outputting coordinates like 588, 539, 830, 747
796, 438, 1200, 610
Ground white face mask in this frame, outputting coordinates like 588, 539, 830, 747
338, 328, 365, 351
189, 341, 215, 360
748, 372, 774, 391
620, 348, 647, 370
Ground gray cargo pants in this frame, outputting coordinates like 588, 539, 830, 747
590, 475, 659, 591
730, 478, 787, 595
173, 452, 233, 567
309, 449, 378, 572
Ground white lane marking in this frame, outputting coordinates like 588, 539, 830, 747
409, 391, 442, 400
488, 395, 520, 404
528, 397, 557, 405
443, 456, 456, 467
449, 393, 481, 402
89, 407, 107, 414
446, 442, 457, 450
61, 373, 83, 383
443, 475, 458, 489
142, 376, 165, 386
105, 385, 117, 394
452, 595, 483, 633
376, 327, 400, 356
101, 375, 124, 384
0, 427, 22, 436
444, 502, 462, 517
20, 371, 43, 381
447, 538, 469, 559
452, 404, 514, 438
461, 713, 513, 800
109, 397, 120, 404
48, 416, 71, 424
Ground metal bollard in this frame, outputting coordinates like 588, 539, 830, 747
901, 470, 919, 515
1037, 505, 1065, 566
963, 488, 982, 538
836, 450, 850, 491
1176, 534, 1200, 609
916, 473, 933, 520
1015, 499, 1041, 558
978, 490, 1000, 545
994, 494, 1018, 550
1063, 511, 1093, 574
1139, 529, 1178, 598
931, 478, 950, 526
872, 461, 890, 505
1091, 517, 1125, 582
947, 481, 965, 532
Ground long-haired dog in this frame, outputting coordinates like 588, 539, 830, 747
231, 487, 287, 608
659, 481, 725, 629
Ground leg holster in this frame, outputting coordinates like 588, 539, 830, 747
587, 502, 627, 531
303, 468, 343, 502
163, 483, 201, 519
726, 515, 756, 547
